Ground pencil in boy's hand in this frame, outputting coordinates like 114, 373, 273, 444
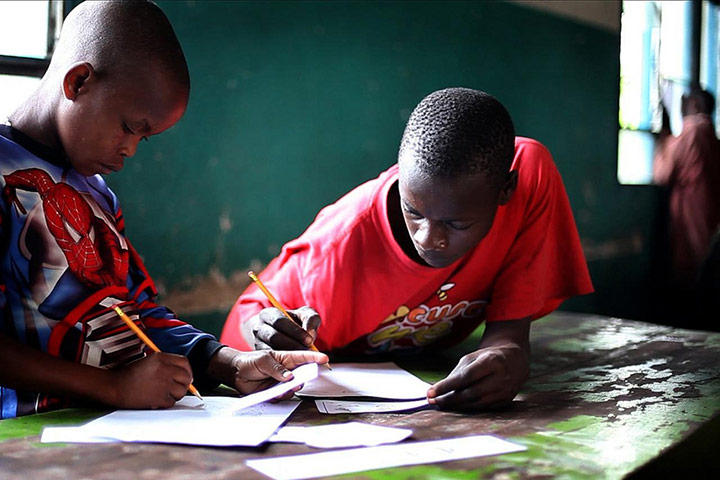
247, 271, 332, 370
102, 301, 204, 401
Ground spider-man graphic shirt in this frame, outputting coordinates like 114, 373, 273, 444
0, 125, 219, 418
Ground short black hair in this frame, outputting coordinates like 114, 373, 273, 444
51, 0, 189, 91
398, 88, 515, 184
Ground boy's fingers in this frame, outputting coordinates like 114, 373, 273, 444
274, 350, 328, 370
430, 371, 515, 410
252, 352, 293, 381
256, 323, 308, 350
169, 381, 189, 400
259, 308, 313, 347
294, 306, 322, 336
428, 358, 495, 399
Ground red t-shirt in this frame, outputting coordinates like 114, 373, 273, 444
222, 137, 593, 354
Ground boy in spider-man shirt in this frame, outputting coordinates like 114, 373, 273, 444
0, 0, 325, 419
222, 88, 592, 411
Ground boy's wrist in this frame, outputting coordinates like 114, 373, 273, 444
76, 364, 120, 407
206, 346, 237, 387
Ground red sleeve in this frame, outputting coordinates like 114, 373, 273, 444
486, 140, 593, 322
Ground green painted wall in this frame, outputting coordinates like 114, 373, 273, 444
105, 1, 662, 328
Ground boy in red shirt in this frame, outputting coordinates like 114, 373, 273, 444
222, 88, 592, 410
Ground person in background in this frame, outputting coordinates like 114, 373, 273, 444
654, 87, 720, 286
654, 88, 720, 329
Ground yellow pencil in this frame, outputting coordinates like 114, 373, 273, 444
248, 271, 332, 370
110, 305, 204, 401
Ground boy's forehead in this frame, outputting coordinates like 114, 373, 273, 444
398, 149, 498, 204
398, 149, 434, 179
109, 70, 188, 132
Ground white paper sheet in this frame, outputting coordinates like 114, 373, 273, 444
246, 434, 527, 480
269, 422, 412, 448
314, 398, 430, 414
232, 362, 318, 411
41, 396, 300, 447
297, 362, 431, 400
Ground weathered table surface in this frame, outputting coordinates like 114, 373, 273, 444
1, 311, 719, 479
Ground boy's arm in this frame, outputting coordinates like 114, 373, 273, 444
426, 317, 531, 411
123, 242, 328, 393
0, 332, 195, 409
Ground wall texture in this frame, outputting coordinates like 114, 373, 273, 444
104, 0, 663, 334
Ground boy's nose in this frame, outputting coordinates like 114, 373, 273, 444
413, 221, 448, 251
121, 138, 139, 158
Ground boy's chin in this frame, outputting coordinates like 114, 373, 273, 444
417, 250, 459, 268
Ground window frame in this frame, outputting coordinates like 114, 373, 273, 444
617, 0, 718, 186
0, 0, 65, 78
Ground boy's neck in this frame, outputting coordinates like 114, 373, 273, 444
386, 182, 427, 266
8, 88, 62, 153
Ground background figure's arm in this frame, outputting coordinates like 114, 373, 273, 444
653, 104, 676, 186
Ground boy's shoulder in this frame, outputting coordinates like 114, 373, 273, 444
513, 137, 558, 183
303, 165, 396, 238
514, 137, 553, 166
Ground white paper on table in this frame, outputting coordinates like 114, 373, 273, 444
269, 422, 413, 448
314, 398, 431, 414
232, 362, 319, 411
41, 396, 300, 447
296, 362, 431, 400
40, 426, 115, 444
246, 434, 527, 480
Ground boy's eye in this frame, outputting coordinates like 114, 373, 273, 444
446, 222, 471, 231
403, 208, 422, 219
122, 123, 133, 134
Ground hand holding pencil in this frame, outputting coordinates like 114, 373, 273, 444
247, 271, 331, 369
99, 299, 204, 402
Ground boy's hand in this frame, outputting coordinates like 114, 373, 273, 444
206, 346, 328, 395
427, 317, 531, 411
108, 352, 193, 409
243, 306, 321, 350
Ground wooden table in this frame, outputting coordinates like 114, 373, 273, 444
1, 312, 719, 479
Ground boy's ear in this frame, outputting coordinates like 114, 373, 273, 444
62, 62, 95, 101
497, 170, 518, 206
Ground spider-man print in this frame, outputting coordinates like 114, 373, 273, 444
3, 168, 128, 290
1, 133, 217, 419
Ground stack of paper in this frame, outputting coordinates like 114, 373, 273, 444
297, 362, 432, 414
41, 397, 300, 447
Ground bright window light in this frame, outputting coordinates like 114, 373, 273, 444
0, 1, 50, 59
0, 75, 40, 121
